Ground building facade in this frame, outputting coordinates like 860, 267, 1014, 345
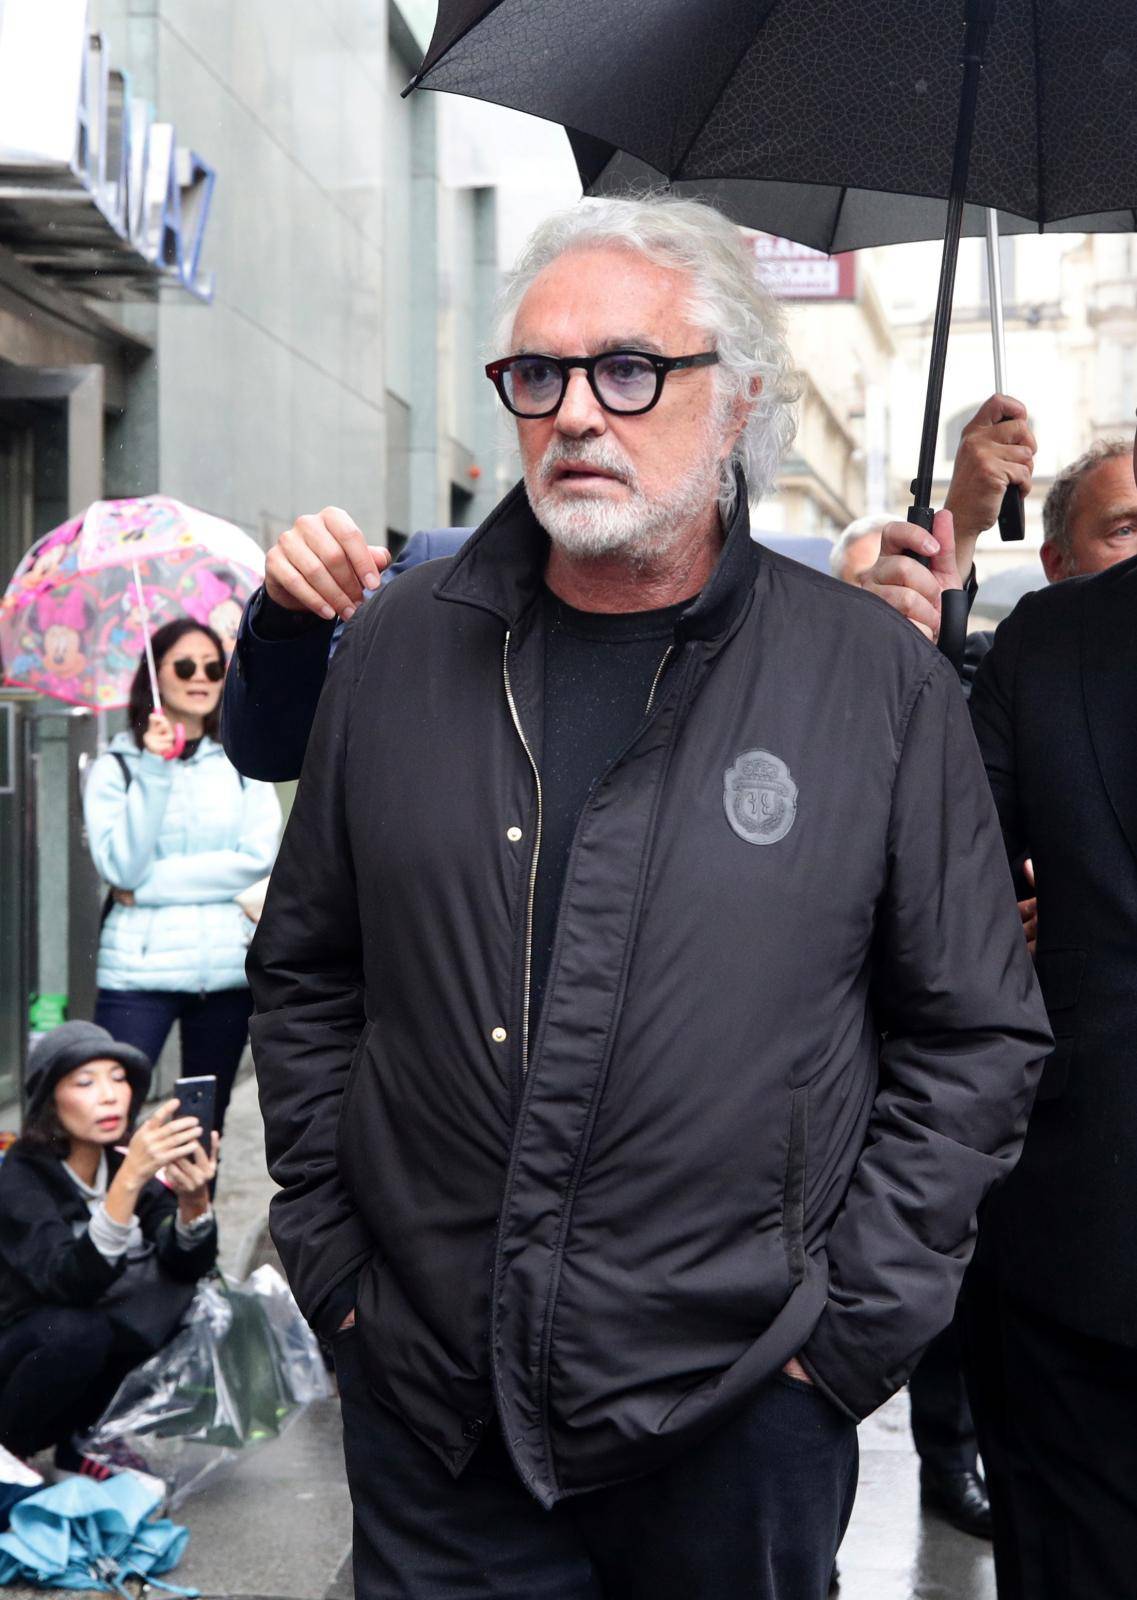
0, 0, 501, 1104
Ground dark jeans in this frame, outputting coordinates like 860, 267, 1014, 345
960, 1271, 1137, 1600
0, 1307, 139, 1459
908, 1317, 979, 1476
95, 986, 254, 1134
335, 1335, 858, 1600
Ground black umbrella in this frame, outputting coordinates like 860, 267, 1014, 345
408, 0, 1137, 663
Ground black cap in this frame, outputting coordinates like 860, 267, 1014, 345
24, 1022, 151, 1121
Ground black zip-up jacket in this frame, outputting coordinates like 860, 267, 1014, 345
249, 475, 1052, 1507
0, 1145, 217, 1328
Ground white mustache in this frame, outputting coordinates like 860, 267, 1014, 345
539, 440, 638, 488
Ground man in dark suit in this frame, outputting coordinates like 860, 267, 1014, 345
834, 396, 1041, 1541
864, 434, 1137, 1598
221, 515, 467, 782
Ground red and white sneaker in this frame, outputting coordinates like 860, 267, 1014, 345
54, 1439, 165, 1502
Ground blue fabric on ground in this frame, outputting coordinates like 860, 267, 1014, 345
0, 1473, 194, 1593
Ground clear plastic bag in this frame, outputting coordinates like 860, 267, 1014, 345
84, 1265, 331, 1506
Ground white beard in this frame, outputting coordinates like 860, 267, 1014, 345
525, 437, 723, 564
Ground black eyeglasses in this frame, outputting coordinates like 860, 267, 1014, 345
172, 657, 224, 682
485, 349, 719, 419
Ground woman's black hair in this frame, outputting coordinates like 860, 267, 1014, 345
127, 618, 227, 749
15, 1098, 72, 1159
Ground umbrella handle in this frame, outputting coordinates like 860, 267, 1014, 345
906, 509, 967, 674
997, 485, 1026, 541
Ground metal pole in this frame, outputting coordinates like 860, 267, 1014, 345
907, 0, 996, 669
986, 207, 1027, 540
909, 1, 995, 523
132, 558, 162, 710
985, 208, 1008, 393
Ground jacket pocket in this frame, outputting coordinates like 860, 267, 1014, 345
781, 1086, 808, 1286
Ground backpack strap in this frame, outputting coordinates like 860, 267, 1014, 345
101, 753, 134, 928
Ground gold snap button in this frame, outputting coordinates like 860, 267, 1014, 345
491, 1026, 508, 1044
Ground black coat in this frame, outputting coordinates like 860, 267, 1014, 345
0, 1144, 217, 1328
969, 552, 1137, 1344
250, 477, 1051, 1507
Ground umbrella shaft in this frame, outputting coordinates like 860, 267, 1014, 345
132, 559, 163, 712
985, 209, 1008, 393
912, 6, 993, 514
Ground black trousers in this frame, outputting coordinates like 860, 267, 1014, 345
960, 1272, 1137, 1600
95, 985, 254, 1135
0, 1307, 139, 1459
907, 1317, 979, 1476
335, 1335, 858, 1600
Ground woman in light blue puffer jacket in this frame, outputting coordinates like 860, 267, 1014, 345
83, 619, 281, 1135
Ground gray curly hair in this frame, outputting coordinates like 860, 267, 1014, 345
493, 195, 801, 521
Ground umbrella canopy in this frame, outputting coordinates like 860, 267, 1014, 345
0, 1472, 189, 1593
0, 497, 264, 708
413, 0, 1137, 663
415, 0, 1137, 238
569, 134, 1137, 256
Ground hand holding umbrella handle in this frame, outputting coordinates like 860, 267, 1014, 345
906, 507, 968, 674
132, 559, 187, 760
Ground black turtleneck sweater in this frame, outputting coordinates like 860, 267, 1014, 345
528, 587, 689, 1029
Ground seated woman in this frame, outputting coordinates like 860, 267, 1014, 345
0, 1021, 217, 1478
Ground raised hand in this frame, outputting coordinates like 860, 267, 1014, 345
264, 507, 392, 622
859, 508, 961, 645
943, 393, 1036, 580
105, 1099, 204, 1225
166, 1131, 220, 1222
142, 710, 178, 759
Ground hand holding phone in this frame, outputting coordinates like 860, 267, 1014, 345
172, 1075, 217, 1154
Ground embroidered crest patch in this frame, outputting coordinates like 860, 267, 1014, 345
723, 750, 798, 845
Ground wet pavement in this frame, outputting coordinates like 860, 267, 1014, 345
2, 1070, 998, 1598
839, 1390, 996, 1600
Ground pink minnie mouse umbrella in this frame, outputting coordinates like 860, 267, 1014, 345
0, 496, 264, 710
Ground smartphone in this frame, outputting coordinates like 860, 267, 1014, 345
173, 1075, 217, 1149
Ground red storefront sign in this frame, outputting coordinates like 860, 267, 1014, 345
750, 234, 857, 301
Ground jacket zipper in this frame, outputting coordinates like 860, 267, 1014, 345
644, 645, 674, 717
502, 634, 676, 1077
502, 632, 543, 1077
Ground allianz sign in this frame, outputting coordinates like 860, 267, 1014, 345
0, 0, 215, 300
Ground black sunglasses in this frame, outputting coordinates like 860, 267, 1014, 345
171, 656, 224, 682
485, 349, 719, 419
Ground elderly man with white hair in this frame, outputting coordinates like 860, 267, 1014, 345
248, 196, 1050, 1600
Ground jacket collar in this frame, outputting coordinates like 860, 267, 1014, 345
434, 467, 761, 644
